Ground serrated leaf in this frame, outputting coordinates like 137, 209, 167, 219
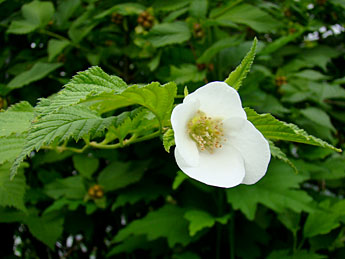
113, 204, 191, 247
147, 21, 191, 48
225, 38, 257, 90
7, 62, 62, 91
0, 101, 34, 137
163, 129, 175, 153
226, 160, 314, 220
106, 108, 159, 143
11, 105, 116, 178
82, 81, 177, 124
36, 66, 127, 116
269, 140, 297, 173
184, 209, 230, 236
245, 108, 341, 152
0, 162, 26, 211
0, 135, 26, 164
7, 1, 55, 34
98, 161, 149, 192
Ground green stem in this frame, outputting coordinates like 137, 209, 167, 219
293, 231, 297, 253
40, 29, 70, 42
229, 208, 235, 259
215, 189, 224, 259
42, 131, 161, 154
41, 144, 88, 153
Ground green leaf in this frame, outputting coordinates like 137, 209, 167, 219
267, 250, 326, 259
72, 154, 99, 179
6, 20, 38, 35
184, 209, 230, 236
170, 64, 206, 85
163, 7, 189, 22
277, 210, 300, 234
245, 108, 341, 152
300, 107, 336, 132
7, 62, 62, 90
293, 70, 330, 81
55, 0, 81, 29
303, 200, 345, 238
25, 212, 64, 250
0, 163, 26, 211
67, 6, 99, 44
36, 66, 127, 116
189, 0, 208, 18
43, 198, 84, 215
215, 4, 281, 33
331, 0, 345, 8
197, 36, 242, 64
111, 182, 169, 210
172, 171, 189, 190
153, 0, 191, 12
95, 3, 146, 18
0, 135, 26, 165
0, 101, 34, 137
7, 0, 55, 34
48, 39, 70, 62
163, 129, 175, 153
98, 160, 149, 192
269, 141, 297, 173
225, 38, 257, 90
82, 81, 177, 125
107, 235, 149, 256
45, 175, 86, 200
11, 105, 116, 178
113, 204, 191, 248
147, 22, 191, 48
226, 160, 314, 220
298, 45, 340, 71
259, 29, 304, 56
105, 108, 159, 143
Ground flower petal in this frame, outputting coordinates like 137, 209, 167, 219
171, 99, 200, 167
224, 117, 271, 185
183, 81, 246, 120
175, 144, 245, 188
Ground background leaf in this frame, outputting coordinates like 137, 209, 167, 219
112, 205, 191, 248
147, 22, 191, 48
7, 62, 62, 90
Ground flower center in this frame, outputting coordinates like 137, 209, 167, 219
187, 110, 226, 153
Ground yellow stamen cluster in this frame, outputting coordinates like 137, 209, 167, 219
187, 110, 226, 153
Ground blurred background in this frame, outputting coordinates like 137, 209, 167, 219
0, 0, 345, 258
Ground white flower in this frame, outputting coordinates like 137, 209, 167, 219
171, 81, 271, 188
